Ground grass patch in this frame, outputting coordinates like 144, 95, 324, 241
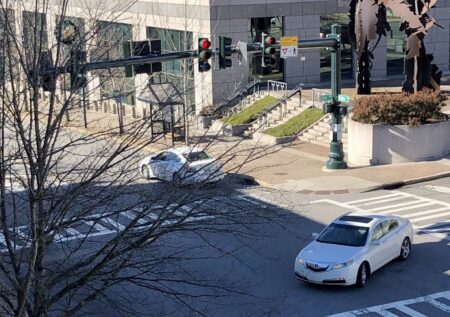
264, 108, 324, 137
223, 96, 277, 126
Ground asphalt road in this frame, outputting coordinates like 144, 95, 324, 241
73, 176, 450, 317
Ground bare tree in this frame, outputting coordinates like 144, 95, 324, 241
0, 1, 286, 316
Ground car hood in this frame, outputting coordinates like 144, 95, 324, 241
300, 240, 363, 263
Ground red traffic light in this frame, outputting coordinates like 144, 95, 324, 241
200, 39, 211, 49
265, 36, 276, 45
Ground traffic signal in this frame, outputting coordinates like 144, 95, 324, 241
198, 38, 212, 72
39, 50, 56, 92
219, 36, 232, 69
124, 40, 162, 77
261, 33, 276, 68
70, 50, 87, 92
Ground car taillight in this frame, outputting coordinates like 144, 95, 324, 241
186, 165, 195, 172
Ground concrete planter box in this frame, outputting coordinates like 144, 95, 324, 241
209, 121, 251, 136
348, 117, 450, 166
253, 132, 296, 145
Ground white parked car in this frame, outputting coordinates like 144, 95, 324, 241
294, 213, 413, 287
139, 147, 225, 185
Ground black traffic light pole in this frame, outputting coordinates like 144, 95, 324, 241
39, 50, 200, 77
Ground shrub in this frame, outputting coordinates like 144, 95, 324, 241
222, 96, 277, 126
351, 89, 446, 126
264, 108, 324, 137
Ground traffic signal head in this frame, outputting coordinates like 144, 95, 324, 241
261, 33, 276, 68
219, 36, 232, 69
124, 40, 162, 77
70, 50, 87, 91
198, 37, 212, 72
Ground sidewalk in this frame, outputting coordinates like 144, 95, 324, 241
231, 140, 450, 194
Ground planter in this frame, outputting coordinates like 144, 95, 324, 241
253, 132, 296, 145
348, 117, 450, 166
197, 116, 214, 129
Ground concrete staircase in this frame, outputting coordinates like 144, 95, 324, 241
246, 93, 313, 135
298, 114, 348, 152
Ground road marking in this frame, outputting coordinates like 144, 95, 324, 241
85, 221, 113, 233
377, 202, 434, 214
356, 195, 409, 206
368, 200, 426, 212
424, 185, 450, 194
328, 290, 450, 317
103, 218, 126, 231
411, 211, 450, 223
345, 193, 401, 205
402, 207, 450, 218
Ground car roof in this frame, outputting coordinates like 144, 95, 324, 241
333, 213, 391, 228
170, 146, 204, 155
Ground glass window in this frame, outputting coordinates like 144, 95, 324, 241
320, 14, 353, 82
183, 151, 211, 162
248, 17, 283, 82
0, 9, 15, 82
388, 219, 398, 231
22, 11, 48, 65
155, 152, 168, 161
371, 223, 384, 241
166, 152, 180, 162
386, 10, 406, 76
317, 223, 369, 247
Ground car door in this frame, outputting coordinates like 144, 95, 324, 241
150, 152, 168, 179
383, 218, 401, 261
164, 152, 183, 180
368, 222, 390, 271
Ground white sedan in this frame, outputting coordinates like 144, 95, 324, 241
294, 213, 413, 287
139, 146, 224, 185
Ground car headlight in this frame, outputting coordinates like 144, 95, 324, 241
297, 257, 305, 266
332, 259, 353, 270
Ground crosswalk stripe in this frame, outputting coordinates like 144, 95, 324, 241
377, 202, 434, 214
394, 304, 427, 317
103, 218, 126, 231
345, 193, 401, 205
427, 298, 450, 313
424, 185, 450, 193
356, 195, 409, 206
402, 207, 450, 218
411, 211, 450, 223
122, 211, 147, 225
85, 221, 113, 233
66, 228, 81, 236
368, 200, 425, 212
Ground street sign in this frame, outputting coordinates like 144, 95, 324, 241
280, 36, 298, 59
319, 94, 332, 102
338, 94, 350, 103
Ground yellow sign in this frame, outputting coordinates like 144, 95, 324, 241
280, 36, 298, 47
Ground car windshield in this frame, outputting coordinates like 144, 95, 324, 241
317, 223, 368, 247
183, 151, 211, 162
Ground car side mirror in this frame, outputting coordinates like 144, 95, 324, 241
371, 240, 381, 246
312, 232, 319, 239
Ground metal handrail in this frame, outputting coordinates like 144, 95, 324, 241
260, 83, 304, 117
213, 76, 262, 116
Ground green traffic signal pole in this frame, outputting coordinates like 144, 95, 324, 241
326, 24, 347, 170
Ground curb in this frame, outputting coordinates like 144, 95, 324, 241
362, 171, 450, 192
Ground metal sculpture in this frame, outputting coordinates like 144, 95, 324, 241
349, 0, 441, 94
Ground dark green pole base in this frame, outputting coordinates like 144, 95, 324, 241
326, 141, 347, 170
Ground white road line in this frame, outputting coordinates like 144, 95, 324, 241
85, 221, 113, 234
66, 228, 81, 236
245, 193, 291, 208
394, 304, 427, 317
377, 202, 435, 214
319, 199, 365, 212
402, 207, 450, 218
399, 191, 450, 207
0, 232, 6, 245
122, 210, 147, 225
356, 195, 409, 206
411, 211, 450, 223
369, 200, 426, 212
424, 185, 450, 194
328, 291, 450, 317
103, 218, 126, 231
345, 193, 402, 205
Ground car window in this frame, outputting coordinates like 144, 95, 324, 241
166, 152, 181, 162
317, 223, 369, 247
388, 219, 398, 231
371, 223, 383, 241
380, 220, 391, 236
183, 151, 211, 162
154, 152, 167, 161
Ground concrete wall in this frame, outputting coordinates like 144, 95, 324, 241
348, 118, 450, 166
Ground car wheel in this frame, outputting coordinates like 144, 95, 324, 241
399, 237, 411, 261
356, 262, 369, 288
142, 166, 151, 180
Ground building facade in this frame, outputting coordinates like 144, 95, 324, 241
3, 0, 450, 117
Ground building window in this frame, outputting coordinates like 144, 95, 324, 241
22, 11, 48, 67
248, 17, 283, 82
146, 27, 195, 109
386, 11, 406, 76
0, 9, 15, 83
320, 14, 353, 82
92, 21, 135, 105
